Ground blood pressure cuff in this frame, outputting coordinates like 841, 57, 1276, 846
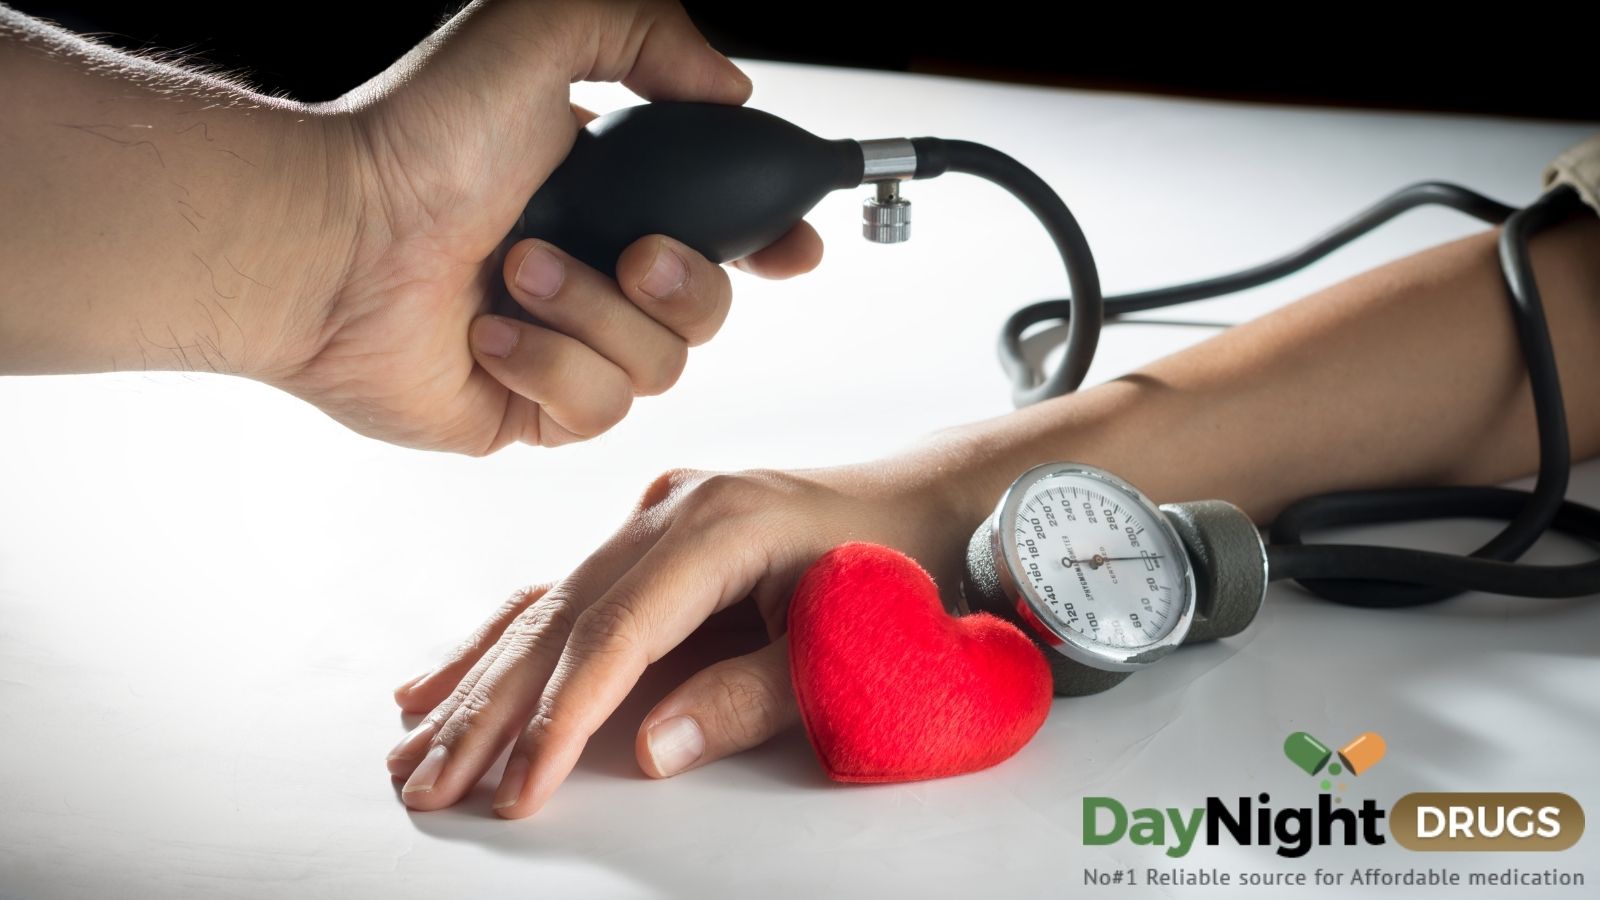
1544, 133, 1600, 217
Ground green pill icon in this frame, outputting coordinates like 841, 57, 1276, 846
1283, 732, 1332, 776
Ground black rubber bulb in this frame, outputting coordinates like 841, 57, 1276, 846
515, 101, 866, 276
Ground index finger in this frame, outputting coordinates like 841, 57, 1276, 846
490, 519, 768, 817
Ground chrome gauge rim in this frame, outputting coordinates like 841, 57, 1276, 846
989, 462, 1199, 672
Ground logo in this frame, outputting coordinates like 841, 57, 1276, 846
1284, 730, 1387, 795
1083, 730, 1585, 860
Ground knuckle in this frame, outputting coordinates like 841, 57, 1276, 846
589, 369, 636, 435
519, 331, 578, 386
433, 684, 484, 741
523, 707, 556, 740
510, 583, 552, 610
571, 601, 640, 658
533, 407, 580, 448
504, 594, 579, 648
678, 472, 769, 526
436, 701, 485, 746
690, 472, 756, 508
676, 468, 809, 539
637, 467, 705, 512
709, 669, 777, 748
630, 341, 688, 397
455, 691, 494, 718
555, 366, 633, 439
473, 585, 543, 642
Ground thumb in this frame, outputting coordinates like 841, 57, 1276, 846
588, 0, 754, 105
636, 638, 799, 778
358, 0, 750, 223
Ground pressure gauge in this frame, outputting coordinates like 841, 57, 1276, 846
963, 462, 1269, 696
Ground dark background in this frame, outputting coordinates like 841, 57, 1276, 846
10, 1, 1598, 120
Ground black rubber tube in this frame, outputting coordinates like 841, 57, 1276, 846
1268, 184, 1594, 602
1266, 488, 1600, 598
998, 183, 1518, 386
930, 139, 1105, 406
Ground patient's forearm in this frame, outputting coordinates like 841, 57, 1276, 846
929, 214, 1600, 523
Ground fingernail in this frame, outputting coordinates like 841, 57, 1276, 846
387, 719, 437, 762
494, 756, 530, 810
638, 242, 687, 300
472, 316, 519, 359
515, 243, 564, 298
402, 745, 448, 794
646, 715, 704, 777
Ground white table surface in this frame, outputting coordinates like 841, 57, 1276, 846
2, 60, 1597, 900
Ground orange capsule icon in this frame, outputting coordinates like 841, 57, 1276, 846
1337, 731, 1387, 775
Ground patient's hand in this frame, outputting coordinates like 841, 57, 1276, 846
386, 446, 988, 816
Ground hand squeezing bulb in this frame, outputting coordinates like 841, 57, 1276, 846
513, 102, 929, 275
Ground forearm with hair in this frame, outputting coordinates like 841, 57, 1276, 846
0, 7, 357, 376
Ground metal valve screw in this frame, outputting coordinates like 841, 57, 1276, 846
863, 180, 911, 244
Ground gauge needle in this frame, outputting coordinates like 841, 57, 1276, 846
1063, 554, 1162, 570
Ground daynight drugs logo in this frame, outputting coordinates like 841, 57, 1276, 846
1083, 732, 1584, 859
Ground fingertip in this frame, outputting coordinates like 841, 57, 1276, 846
616, 234, 731, 347
492, 756, 533, 816
470, 322, 634, 443
491, 779, 548, 819
735, 221, 824, 279
619, 6, 753, 106
637, 641, 797, 776
534, 407, 589, 448
393, 670, 443, 712
394, 692, 437, 716
471, 314, 522, 361
720, 55, 754, 105
494, 741, 579, 819
392, 684, 416, 710
500, 237, 540, 286
392, 675, 424, 706
492, 797, 542, 820
634, 236, 691, 302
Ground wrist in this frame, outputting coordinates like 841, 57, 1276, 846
910, 378, 1163, 527
227, 108, 365, 382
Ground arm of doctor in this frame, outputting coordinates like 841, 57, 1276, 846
0, 0, 822, 454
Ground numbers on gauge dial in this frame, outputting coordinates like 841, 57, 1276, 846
1012, 479, 1181, 649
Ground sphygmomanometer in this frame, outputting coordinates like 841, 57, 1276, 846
512, 102, 1600, 695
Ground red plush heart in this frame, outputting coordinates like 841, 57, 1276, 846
786, 542, 1053, 783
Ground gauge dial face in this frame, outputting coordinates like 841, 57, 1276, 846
1001, 465, 1194, 657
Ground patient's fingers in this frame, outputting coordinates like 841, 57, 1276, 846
392, 585, 552, 714
391, 519, 665, 808
635, 638, 799, 778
